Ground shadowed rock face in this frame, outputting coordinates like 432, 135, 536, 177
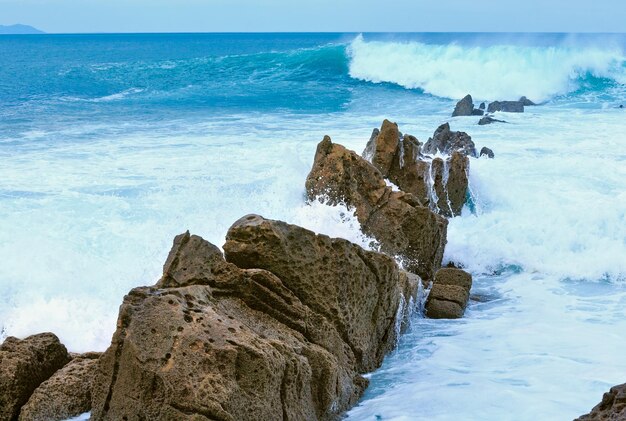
576, 383, 626, 421
306, 135, 447, 281
425, 268, 473, 319
0, 333, 70, 421
19, 353, 100, 421
91, 216, 419, 421
363, 120, 470, 218
423, 123, 477, 158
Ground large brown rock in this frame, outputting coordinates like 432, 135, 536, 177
0, 332, 70, 421
423, 123, 477, 157
425, 268, 473, 319
576, 383, 626, 420
306, 135, 447, 281
91, 217, 419, 421
19, 353, 100, 421
363, 121, 470, 217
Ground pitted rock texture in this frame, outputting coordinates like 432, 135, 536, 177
91, 217, 418, 421
423, 123, 477, 158
19, 353, 100, 421
576, 383, 626, 420
0, 332, 70, 421
425, 268, 473, 319
306, 135, 447, 281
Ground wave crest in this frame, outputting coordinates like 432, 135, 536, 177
347, 35, 625, 101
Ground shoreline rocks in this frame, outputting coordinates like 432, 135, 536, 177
425, 268, 473, 319
91, 217, 420, 420
576, 383, 626, 420
452, 94, 484, 117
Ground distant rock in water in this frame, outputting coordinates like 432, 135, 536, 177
480, 147, 495, 159
575, 383, 626, 420
307, 134, 447, 281
452, 94, 484, 117
519, 96, 536, 106
425, 268, 473, 319
0, 24, 44, 34
91, 219, 420, 420
478, 102, 486, 110
478, 116, 506, 125
0, 333, 70, 420
423, 122, 477, 157
487, 100, 525, 113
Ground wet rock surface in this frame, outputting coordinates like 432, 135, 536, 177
478, 116, 506, 126
576, 383, 626, 421
306, 135, 447, 281
423, 123, 477, 157
452, 94, 484, 117
19, 353, 100, 421
480, 147, 495, 158
91, 216, 419, 421
487, 100, 525, 113
0, 333, 71, 421
425, 268, 473, 319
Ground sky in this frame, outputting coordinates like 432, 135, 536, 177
1, 0, 625, 33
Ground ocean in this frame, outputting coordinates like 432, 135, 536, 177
1, 32, 625, 420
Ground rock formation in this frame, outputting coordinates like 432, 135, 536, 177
423, 123, 477, 157
487, 100, 524, 113
306, 134, 447, 281
425, 268, 473, 319
19, 353, 100, 421
478, 116, 506, 126
480, 147, 495, 158
91, 216, 420, 421
575, 383, 626, 420
519, 96, 536, 106
452, 94, 484, 117
0, 333, 71, 420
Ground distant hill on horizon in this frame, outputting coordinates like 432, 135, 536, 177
0, 24, 44, 34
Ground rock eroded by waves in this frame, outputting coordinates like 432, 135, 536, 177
576, 383, 626, 421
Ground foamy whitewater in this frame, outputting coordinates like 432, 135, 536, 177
1, 33, 625, 420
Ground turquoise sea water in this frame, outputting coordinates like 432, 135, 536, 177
1, 33, 626, 420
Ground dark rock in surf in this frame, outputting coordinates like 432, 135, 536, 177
478, 116, 506, 126
519, 96, 536, 106
487, 100, 524, 113
0, 333, 71, 420
575, 383, 626, 420
91, 219, 419, 420
423, 123, 477, 157
452, 94, 475, 117
307, 135, 447, 281
478, 102, 486, 110
480, 147, 495, 159
425, 268, 473, 319
471, 109, 485, 116
19, 353, 100, 421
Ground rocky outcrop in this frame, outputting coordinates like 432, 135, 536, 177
452, 94, 483, 117
91, 217, 420, 421
480, 147, 495, 159
0, 333, 71, 420
487, 100, 524, 113
575, 383, 626, 420
362, 120, 470, 217
478, 116, 506, 126
425, 268, 472, 319
423, 123, 477, 157
306, 135, 447, 281
19, 353, 100, 421
519, 96, 536, 106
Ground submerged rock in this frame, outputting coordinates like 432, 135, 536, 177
487, 100, 524, 113
0, 333, 70, 420
575, 383, 626, 420
306, 135, 447, 281
91, 217, 419, 421
425, 268, 473, 319
480, 147, 495, 159
19, 353, 100, 421
478, 116, 506, 126
423, 122, 477, 157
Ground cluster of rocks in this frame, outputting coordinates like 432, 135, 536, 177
1, 120, 483, 420
452, 94, 537, 125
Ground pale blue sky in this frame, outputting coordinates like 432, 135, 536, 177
1, 0, 625, 33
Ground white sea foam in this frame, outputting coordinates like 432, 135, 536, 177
348, 35, 626, 101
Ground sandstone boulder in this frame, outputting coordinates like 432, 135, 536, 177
19, 353, 100, 421
306, 135, 447, 281
487, 100, 524, 113
91, 218, 419, 421
576, 383, 626, 420
0, 332, 70, 420
430, 151, 470, 217
425, 268, 473, 319
423, 123, 477, 157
